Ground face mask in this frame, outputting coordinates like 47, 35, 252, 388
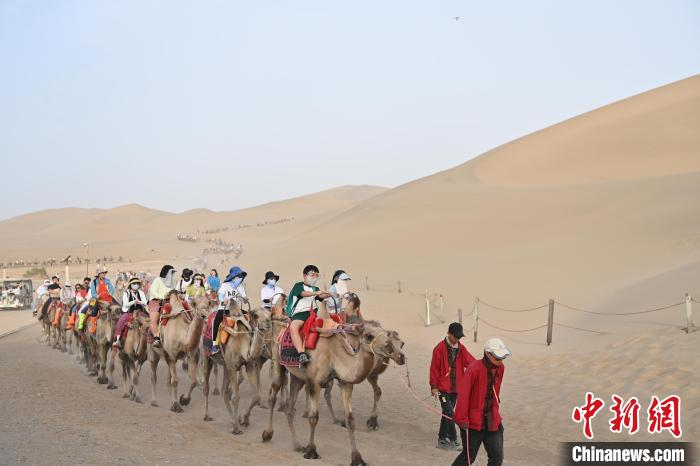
130, 284, 140, 290
336, 280, 348, 295
267, 279, 277, 287
305, 275, 319, 286
231, 278, 243, 288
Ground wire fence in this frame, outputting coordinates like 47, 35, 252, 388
356, 275, 698, 344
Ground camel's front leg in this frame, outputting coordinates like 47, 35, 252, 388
149, 351, 160, 407
366, 374, 381, 430
106, 346, 118, 389
96, 343, 108, 384
286, 376, 305, 452
240, 362, 261, 427
262, 363, 285, 442
167, 357, 182, 412
221, 366, 242, 434
257, 359, 269, 409
121, 358, 131, 399
179, 352, 198, 406
324, 379, 341, 424
131, 359, 143, 403
303, 381, 322, 459
202, 358, 214, 421
341, 383, 367, 466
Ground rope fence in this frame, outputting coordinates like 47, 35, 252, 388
356, 275, 699, 345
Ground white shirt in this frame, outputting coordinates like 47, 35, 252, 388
218, 281, 247, 309
122, 289, 148, 313
176, 278, 192, 294
260, 284, 284, 309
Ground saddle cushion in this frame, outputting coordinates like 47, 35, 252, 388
279, 326, 301, 368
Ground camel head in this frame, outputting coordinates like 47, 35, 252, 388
191, 295, 213, 319
98, 300, 121, 321
249, 307, 272, 334
359, 324, 393, 359
270, 293, 287, 320
384, 329, 406, 365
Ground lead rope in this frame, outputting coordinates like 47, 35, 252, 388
388, 359, 471, 465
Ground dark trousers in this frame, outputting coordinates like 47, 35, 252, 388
452, 423, 503, 466
438, 392, 458, 441
213, 308, 225, 341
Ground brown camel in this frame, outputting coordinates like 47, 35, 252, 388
319, 294, 407, 429
201, 298, 270, 435
259, 294, 290, 426
94, 300, 121, 387
148, 292, 208, 412
264, 322, 392, 466
115, 310, 150, 403
324, 326, 405, 429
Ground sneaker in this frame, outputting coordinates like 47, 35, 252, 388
211, 344, 220, 355
113, 338, 122, 349
298, 352, 310, 366
436, 438, 451, 450
450, 440, 462, 451
153, 337, 162, 348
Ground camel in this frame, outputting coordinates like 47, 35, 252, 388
94, 300, 121, 387
323, 326, 405, 429
115, 310, 150, 403
148, 292, 209, 412
201, 297, 271, 435
264, 321, 393, 466
258, 294, 291, 429
318, 295, 407, 430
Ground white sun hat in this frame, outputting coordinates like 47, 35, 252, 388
484, 337, 512, 360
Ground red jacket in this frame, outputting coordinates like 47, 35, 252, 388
453, 358, 505, 432
429, 339, 475, 393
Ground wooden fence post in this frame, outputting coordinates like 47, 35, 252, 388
365, 276, 369, 291
685, 293, 694, 334
439, 294, 444, 317
65, 265, 70, 285
425, 290, 430, 326
473, 297, 479, 342
546, 298, 554, 346
397, 281, 402, 294
458, 308, 463, 325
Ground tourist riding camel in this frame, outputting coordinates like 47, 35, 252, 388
211, 265, 248, 355
185, 273, 207, 301
176, 268, 194, 294
39, 275, 61, 321
260, 270, 284, 311
285, 265, 331, 366
327, 269, 352, 314
148, 265, 176, 348
113, 277, 148, 349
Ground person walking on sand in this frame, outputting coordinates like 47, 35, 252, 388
430, 322, 475, 450
452, 337, 511, 466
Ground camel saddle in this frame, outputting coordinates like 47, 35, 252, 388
159, 300, 192, 327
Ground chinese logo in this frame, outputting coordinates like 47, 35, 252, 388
572, 392, 681, 439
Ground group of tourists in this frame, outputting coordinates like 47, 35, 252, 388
34, 263, 355, 365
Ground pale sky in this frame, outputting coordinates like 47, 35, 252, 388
1, 1, 698, 220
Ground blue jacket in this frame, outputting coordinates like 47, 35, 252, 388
90, 277, 115, 299
208, 275, 220, 292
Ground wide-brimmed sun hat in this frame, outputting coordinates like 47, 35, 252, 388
224, 266, 247, 283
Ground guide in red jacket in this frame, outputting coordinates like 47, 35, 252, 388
452, 337, 511, 466
429, 322, 476, 450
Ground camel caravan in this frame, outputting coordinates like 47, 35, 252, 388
34, 264, 406, 466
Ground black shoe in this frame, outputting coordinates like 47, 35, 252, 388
436, 438, 451, 450
153, 337, 162, 348
298, 352, 310, 366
